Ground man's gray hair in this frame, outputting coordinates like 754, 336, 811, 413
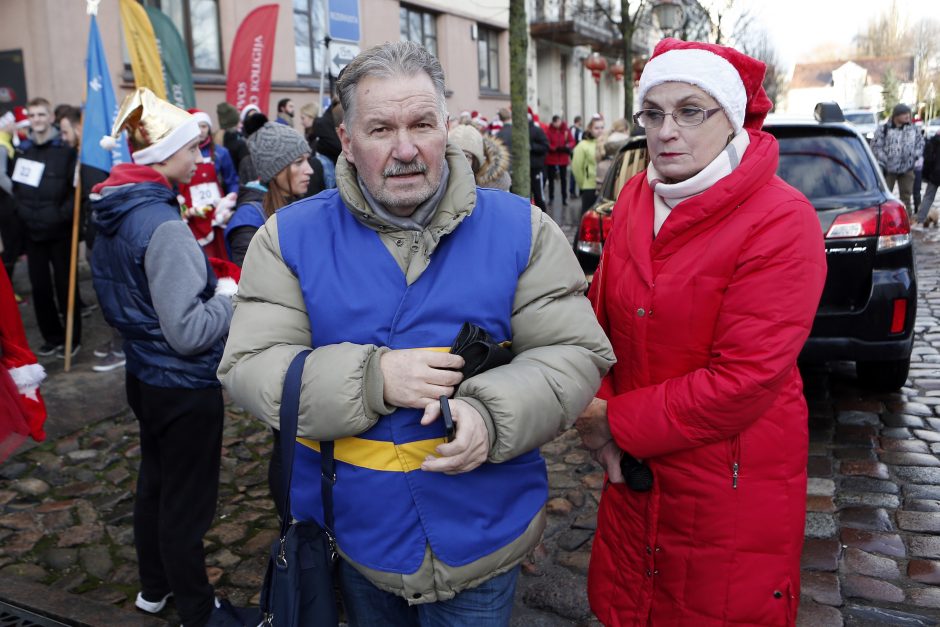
337, 41, 447, 126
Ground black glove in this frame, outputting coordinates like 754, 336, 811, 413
449, 322, 514, 380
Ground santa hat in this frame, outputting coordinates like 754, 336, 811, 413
0, 265, 46, 445
638, 38, 772, 133
240, 103, 262, 123
188, 108, 212, 130
13, 106, 29, 129
99, 88, 200, 165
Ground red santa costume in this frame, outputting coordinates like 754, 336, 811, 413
0, 264, 47, 462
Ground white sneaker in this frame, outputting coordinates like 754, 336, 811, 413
92, 351, 126, 372
135, 591, 172, 613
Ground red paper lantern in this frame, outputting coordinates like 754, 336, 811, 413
610, 61, 625, 82
585, 52, 608, 85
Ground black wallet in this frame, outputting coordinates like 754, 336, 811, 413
449, 322, 514, 379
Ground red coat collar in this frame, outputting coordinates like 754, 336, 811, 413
91, 163, 172, 194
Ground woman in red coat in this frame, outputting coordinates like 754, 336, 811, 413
576, 38, 827, 626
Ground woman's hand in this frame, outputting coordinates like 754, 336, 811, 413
591, 439, 625, 484
575, 397, 611, 450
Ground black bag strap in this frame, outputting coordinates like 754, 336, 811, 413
278, 350, 335, 537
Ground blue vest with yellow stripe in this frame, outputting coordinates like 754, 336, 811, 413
277, 187, 548, 574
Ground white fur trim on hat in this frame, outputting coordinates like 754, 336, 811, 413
240, 104, 261, 122
132, 118, 201, 165
214, 277, 238, 298
9, 363, 45, 399
638, 48, 747, 133
191, 111, 212, 129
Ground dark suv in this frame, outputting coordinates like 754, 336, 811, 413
574, 105, 916, 391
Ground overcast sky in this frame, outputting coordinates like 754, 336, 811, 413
731, 0, 935, 73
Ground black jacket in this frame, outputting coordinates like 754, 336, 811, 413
924, 134, 940, 187
313, 106, 342, 164
497, 122, 551, 170
223, 130, 251, 174
529, 122, 550, 170
13, 130, 76, 241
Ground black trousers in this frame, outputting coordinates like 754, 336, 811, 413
530, 167, 546, 211
25, 236, 81, 346
0, 196, 25, 282
126, 373, 223, 627
581, 189, 598, 215
547, 165, 569, 203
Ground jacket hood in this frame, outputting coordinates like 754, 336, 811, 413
477, 135, 511, 188
91, 163, 176, 236
335, 143, 477, 239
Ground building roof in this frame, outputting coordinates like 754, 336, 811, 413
790, 56, 914, 89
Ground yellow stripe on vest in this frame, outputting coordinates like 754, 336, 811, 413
297, 436, 446, 472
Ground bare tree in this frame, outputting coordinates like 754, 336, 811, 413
854, 0, 907, 57
509, 0, 530, 198
731, 15, 786, 109
910, 18, 940, 105
588, 0, 648, 121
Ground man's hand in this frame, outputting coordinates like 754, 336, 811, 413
380, 349, 464, 409
574, 397, 611, 450
420, 399, 488, 474
591, 439, 625, 484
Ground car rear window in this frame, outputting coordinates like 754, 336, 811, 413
844, 112, 876, 125
772, 131, 880, 202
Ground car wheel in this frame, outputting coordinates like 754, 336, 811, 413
855, 357, 911, 392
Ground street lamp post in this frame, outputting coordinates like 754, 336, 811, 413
651, 0, 685, 39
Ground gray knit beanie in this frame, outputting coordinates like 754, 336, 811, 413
247, 122, 310, 184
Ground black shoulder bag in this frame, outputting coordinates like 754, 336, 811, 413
260, 350, 339, 626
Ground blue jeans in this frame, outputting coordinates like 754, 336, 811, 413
338, 560, 519, 627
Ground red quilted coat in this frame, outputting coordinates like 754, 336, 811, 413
587, 129, 826, 626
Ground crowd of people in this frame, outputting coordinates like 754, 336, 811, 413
0, 37, 830, 627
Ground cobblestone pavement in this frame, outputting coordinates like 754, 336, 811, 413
3, 218, 940, 625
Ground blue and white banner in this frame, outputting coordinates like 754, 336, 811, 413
81, 15, 130, 171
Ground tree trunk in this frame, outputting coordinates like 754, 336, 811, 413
622, 1, 634, 121
509, 0, 530, 198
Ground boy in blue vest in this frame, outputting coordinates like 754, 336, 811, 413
90, 88, 256, 627
219, 42, 614, 625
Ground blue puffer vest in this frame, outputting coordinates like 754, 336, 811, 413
278, 188, 549, 574
91, 180, 223, 388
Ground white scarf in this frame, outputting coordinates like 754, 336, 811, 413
648, 130, 751, 236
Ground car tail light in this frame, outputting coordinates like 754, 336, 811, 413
876, 200, 911, 251
824, 201, 911, 251
826, 207, 878, 238
577, 212, 606, 255
890, 298, 907, 334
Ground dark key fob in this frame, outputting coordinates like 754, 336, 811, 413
439, 396, 456, 442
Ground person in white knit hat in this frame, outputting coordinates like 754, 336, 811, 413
90, 87, 256, 627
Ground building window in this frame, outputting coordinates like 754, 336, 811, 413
400, 5, 437, 58
294, 0, 326, 77
478, 27, 500, 91
143, 0, 223, 72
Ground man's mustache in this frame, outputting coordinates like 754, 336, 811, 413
383, 160, 428, 177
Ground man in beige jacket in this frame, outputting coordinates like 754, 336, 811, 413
218, 41, 613, 626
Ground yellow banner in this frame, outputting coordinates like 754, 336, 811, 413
118, 0, 167, 100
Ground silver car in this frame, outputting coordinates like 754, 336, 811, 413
843, 109, 879, 141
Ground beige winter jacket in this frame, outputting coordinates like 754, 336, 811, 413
218, 144, 614, 602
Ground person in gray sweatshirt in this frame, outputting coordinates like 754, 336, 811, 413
89, 88, 256, 627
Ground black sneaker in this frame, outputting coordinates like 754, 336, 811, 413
55, 344, 81, 359
36, 342, 63, 356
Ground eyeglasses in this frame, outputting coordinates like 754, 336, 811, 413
632, 106, 723, 129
